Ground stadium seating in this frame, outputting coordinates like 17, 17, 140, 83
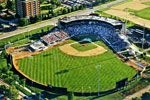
30, 20, 129, 52
62, 21, 129, 52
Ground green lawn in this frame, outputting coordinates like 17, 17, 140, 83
8, 39, 31, 47
111, 0, 133, 7
142, 2, 150, 6
0, 32, 3, 35
41, 10, 49, 13
134, 7, 150, 20
71, 42, 97, 52
0, 57, 7, 68
0, 25, 54, 48
95, 10, 135, 27
17, 39, 136, 92
124, 7, 150, 20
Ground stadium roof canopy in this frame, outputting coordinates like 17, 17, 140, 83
60, 15, 123, 26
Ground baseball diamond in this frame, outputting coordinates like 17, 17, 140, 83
12, 15, 137, 93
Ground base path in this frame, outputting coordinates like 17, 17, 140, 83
59, 42, 107, 57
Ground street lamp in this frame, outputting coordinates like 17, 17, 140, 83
142, 22, 146, 51
29, 56, 33, 85
125, 9, 128, 34
82, 86, 84, 96
96, 65, 101, 96
125, 9, 128, 24
26, 16, 30, 39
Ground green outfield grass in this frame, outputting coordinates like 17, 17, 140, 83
71, 42, 97, 52
17, 38, 136, 92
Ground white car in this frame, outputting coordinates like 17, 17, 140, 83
0, 94, 4, 98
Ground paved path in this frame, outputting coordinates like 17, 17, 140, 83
0, 78, 26, 99
0, 0, 128, 40
124, 85, 150, 100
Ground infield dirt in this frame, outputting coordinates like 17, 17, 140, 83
59, 42, 107, 57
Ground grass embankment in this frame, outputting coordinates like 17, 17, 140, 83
0, 25, 54, 48
124, 7, 150, 20
112, 0, 133, 7
142, 2, 150, 6
95, 9, 135, 27
17, 39, 136, 92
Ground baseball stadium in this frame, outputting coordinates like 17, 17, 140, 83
10, 15, 138, 94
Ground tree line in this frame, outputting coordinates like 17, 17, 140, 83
18, 4, 87, 26
0, 50, 26, 99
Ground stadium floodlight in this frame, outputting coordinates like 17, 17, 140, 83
125, 9, 128, 24
26, 17, 30, 39
96, 65, 101, 96
142, 22, 146, 51
29, 56, 33, 85
89, 86, 91, 96
82, 86, 84, 96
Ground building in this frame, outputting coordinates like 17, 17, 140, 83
15, 0, 40, 18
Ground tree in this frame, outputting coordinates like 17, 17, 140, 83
0, 5, 3, 10
13, 74, 19, 82
18, 18, 28, 26
56, 1, 61, 6
7, 86, 19, 99
79, 5, 84, 10
1, 49, 8, 58
101, 0, 106, 3
52, 11, 58, 17
0, 85, 8, 95
6, 0, 13, 10
132, 97, 142, 100
76, 6, 79, 11
20, 79, 26, 87
71, 6, 76, 12
63, 8, 68, 14
7, 64, 12, 70
37, 92, 41, 100
68, 8, 72, 13
51, 0, 56, 4
37, 14, 42, 22
141, 92, 150, 100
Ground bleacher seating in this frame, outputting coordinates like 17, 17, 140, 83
30, 19, 129, 52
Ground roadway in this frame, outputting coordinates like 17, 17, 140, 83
0, 0, 127, 40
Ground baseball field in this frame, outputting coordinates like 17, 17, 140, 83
17, 35, 137, 92
104, 0, 150, 28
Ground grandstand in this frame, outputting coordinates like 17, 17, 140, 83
30, 15, 130, 52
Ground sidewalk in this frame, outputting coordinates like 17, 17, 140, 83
124, 85, 150, 100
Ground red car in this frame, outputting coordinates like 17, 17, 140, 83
2, 97, 7, 100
